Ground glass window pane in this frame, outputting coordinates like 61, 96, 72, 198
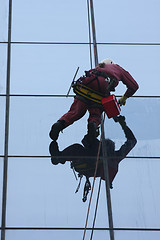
114, 230, 160, 240
0, 0, 8, 41
105, 98, 160, 157
2, 0, 160, 239
0, 97, 6, 155
12, 0, 89, 42
7, 96, 112, 230
6, 158, 108, 228
97, 45, 160, 96
8, 97, 89, 156
0, 158, 3, 227
103, 98, 160, 229
111, 159, 160, 229
5, 230, 110, 240
10, 44, 91, 94
0, 44, 7, 94
94, 0, 160, 43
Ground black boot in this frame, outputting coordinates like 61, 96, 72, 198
87, 122, 98, 145
49, 120, 65, 140
49, 141, 65, 165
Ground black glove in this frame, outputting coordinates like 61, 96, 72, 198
114, 115, 127, 129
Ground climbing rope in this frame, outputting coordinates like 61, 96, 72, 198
82, 117, 105, 240
90, 178, 102, 240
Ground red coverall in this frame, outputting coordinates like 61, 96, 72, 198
59, 64, 139, 128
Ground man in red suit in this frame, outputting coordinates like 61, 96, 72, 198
49, 59, 139, 141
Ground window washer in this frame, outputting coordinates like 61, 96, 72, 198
49, 59, 139, 142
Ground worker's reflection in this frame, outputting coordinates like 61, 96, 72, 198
49, 115, 137, 191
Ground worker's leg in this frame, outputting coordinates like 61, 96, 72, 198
86, 107, 103, 143
88, 107, 103, 126
49, 141, 86, 165
49, 141, 64, 165
59, 98, 88, 126
49, 98, 88, 140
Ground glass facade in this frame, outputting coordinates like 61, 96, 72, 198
1, 0, 160, 240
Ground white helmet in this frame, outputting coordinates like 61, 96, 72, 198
100, 58, 114, 64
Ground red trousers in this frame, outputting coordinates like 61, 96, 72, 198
59, 98, 103, 127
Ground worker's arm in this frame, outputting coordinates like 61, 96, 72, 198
114, 116, 137, 162
118, 66, 139, 106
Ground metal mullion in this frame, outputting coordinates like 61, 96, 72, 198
1, 0, 12, 240
89, 1, 115, 240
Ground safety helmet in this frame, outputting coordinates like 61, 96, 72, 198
100, 58, 114, 64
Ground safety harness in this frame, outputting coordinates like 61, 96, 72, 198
70, 157, 101, 202
72, 70, 117, 104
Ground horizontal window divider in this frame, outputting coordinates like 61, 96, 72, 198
0, 227, 160, 231
0, 155, 160, 159
0, 94, 160, 98
0, 41, 160, 46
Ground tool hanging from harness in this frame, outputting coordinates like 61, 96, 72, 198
72, 70, 118, 104
70, 159, 97, 202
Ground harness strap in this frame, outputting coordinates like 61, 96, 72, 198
72, 70, 117, 104
73, 83, 105, 104
91, 70, 110, 78
84, 72, 102, 92
90, 70, 117, 91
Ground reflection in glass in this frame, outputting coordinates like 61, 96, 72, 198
8, 97, 89, 156
105, 98, 160, 157
49, 115, 137, 199
9, 97, 160, 157
6, 157, 108, 228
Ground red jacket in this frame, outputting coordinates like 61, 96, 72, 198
81, 64, 139, 98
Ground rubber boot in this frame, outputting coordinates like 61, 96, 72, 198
49, 141, 65, 165
49, 120, 65, 140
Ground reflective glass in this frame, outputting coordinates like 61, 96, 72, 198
8, 97, 88, 156
111, 158, 160, 229
6, 157, 108, 228
12, 0, 89, 42
8, 97, 160, 157
94, 0, 160, 43
0, 0, 8, 41
5, 230, 110, 240
7, 96, 160, 232
114, 230, 160, 240
10, 44, 91, 94
0, 44, 7, 94
7, 96, 110, 228
0, 158, 3, 227
97, 44, 160, 96
2, 0, 160, 238
0, 97, 6, 155
105, 97, 160, 156
103, 97, 160, 229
